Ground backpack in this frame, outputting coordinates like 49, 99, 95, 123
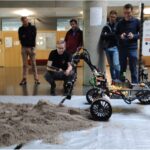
99, 23, 117, 50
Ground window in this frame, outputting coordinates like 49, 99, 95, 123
57, 19, 70, 31
57, 18, 83, 31
36, 32, 56, 50
2, 18, 21, 31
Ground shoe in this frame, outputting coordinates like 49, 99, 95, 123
35, 79, 40, 85
50, 87, 56, 95
19, 78, 27, 85
114, 79, 122, 83
63, 88, 68, 95
63, 82, 72, 95
111, 81, 114, 85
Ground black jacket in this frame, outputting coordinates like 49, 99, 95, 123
18, 23, 36, 47
116, 17, 140, 49
100, 23, 118, 49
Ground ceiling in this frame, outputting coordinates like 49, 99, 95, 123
0, 0, 150, 18
0, 8, 83, 17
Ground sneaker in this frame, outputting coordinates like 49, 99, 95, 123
50, 87, 56, 95
19, 78, 27, 85
114, 79, 122, 83
35, 79, 40, 85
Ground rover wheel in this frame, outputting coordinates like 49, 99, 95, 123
136, 90, 150, 104
86, 88, 100, 104
90, 98, 112, 121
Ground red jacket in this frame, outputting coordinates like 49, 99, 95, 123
65, 28, 83, 54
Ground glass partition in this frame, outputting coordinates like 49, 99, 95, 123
2, 18, 21, 31
36, 32, 56, 50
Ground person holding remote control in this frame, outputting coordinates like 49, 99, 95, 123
116, 4, 140, 84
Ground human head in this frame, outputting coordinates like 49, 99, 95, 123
70, 19, 78, 30
21, 16, 29, 26
109, 10, 117, 23
56, 40, 66, 55
123, 3, 133, 21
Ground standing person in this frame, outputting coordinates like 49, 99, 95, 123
18, 16, 40, 85
100, 10, 120, 84
116, 4, 140, 83
65, 19, 83, 55
44, 40, 73, 95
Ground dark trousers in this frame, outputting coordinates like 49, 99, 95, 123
44, 71, 74, 89
119, 49, 138, 83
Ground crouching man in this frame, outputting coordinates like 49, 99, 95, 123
44, 40, 73, 95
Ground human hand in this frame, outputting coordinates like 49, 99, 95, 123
65, 69, 70, 76
128, 32, 134, 39
120, 33, 126, 40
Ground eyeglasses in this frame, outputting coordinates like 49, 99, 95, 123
57, 47, 64, 50
110, 16, 117, 19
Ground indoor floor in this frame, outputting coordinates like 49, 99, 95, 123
0, 66, 85, 96
0, 65, 147, 96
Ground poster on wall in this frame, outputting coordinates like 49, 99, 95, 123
5, 37, 13, 48
142, 20, 150, 56
90, 7, 102, 26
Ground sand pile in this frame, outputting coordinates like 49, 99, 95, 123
0, 100, 95, 147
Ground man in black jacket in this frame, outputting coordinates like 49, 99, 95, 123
100, 10, 120, 84
18, 16, 40, 85
116, 4, 140, 83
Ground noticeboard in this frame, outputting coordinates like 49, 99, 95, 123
142, 20, 150, 56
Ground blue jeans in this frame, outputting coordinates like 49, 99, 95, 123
105, 46, 120, 80
119, 49, 138, 83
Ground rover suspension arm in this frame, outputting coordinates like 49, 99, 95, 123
59, 48, 100, 105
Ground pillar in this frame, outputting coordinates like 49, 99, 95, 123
83, 0, 107, 85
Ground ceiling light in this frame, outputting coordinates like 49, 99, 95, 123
13, 9, 34, 16
80, 11, 83, 15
